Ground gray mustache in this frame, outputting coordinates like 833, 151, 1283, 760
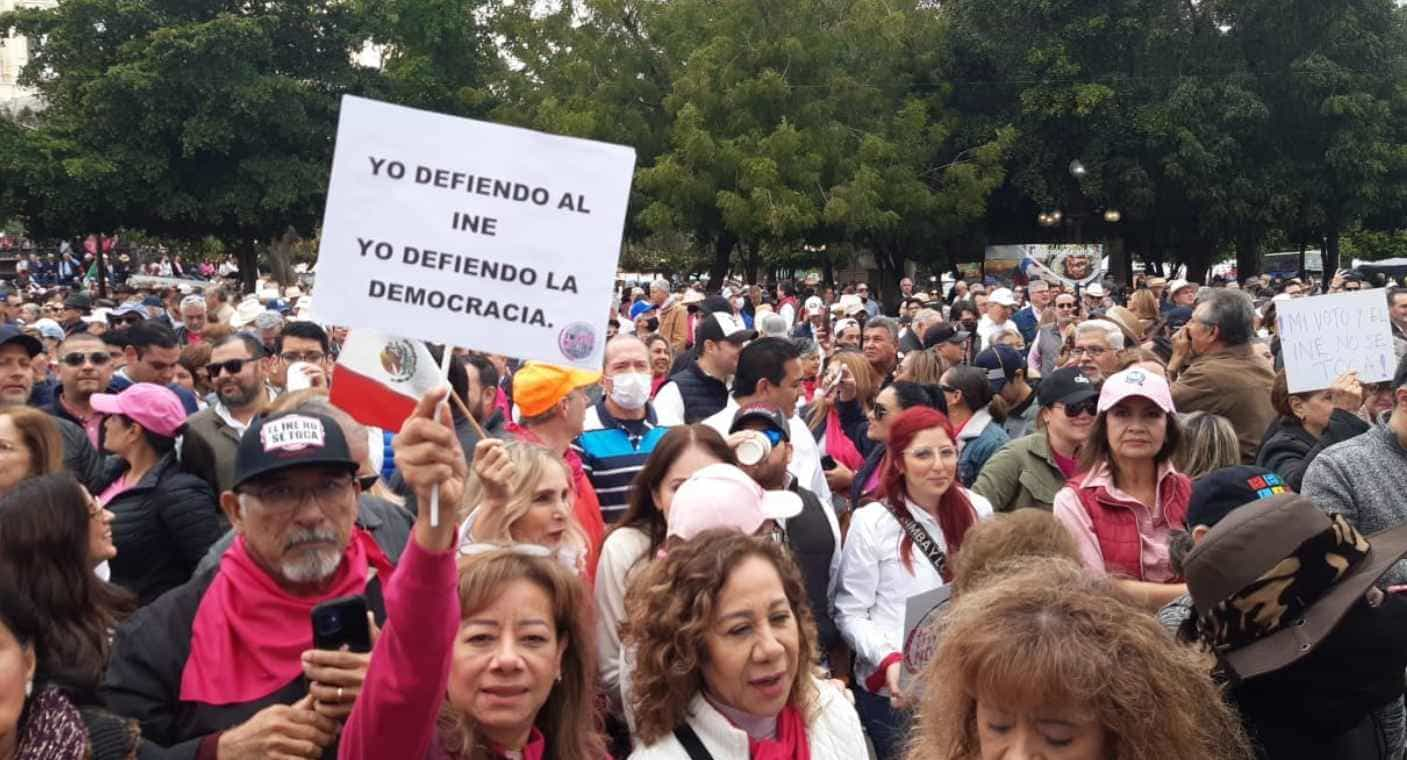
284, 528, 338, 550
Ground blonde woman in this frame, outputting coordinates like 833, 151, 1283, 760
894, 348, 947, 386
459, 438, 589, 571
1175, 411, 1242, 480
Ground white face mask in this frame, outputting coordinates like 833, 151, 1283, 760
609, 371, 652, 410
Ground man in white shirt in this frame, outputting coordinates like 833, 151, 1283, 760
975, 287, 1018, 350
700, 336, 833, 505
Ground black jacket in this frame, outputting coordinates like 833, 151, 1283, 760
38, 408, 112, 493
102, 453, 224, 606
1255, 411, 1370, 491
666, 361, 731, 424
102, 565, 387, 760
786, 482, 840, 653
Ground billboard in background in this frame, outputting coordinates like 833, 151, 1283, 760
985, 244, 1105, 289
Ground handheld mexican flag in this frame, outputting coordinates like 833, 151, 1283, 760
329, 330, 449, 433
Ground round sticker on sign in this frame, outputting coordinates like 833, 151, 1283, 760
558, 322, 597, 362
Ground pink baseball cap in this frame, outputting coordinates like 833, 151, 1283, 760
90, 383, 188, 438
667, 463, 803, 541
1097, 367, 1175, 415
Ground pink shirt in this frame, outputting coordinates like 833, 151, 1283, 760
59, 395, 103, 449
1051, 462, 1179, 582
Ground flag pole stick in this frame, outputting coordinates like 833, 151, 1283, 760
429, 346, 456, 528
448, 387, 488, 439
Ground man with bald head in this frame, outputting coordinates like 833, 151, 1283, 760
576, 334, 673, 522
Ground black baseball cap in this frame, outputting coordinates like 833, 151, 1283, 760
730, 403, 790, 442
922, 324, 970, 349
0, 326, 43, 357
63, 293, 92, 310
233, 411, 358, 488
1036, 367, 1097, 408
695, 311, 756, 346
1187, 465, 1288, 529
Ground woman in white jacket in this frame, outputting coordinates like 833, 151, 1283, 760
833, 405, 993, 760
623, 530, 866, 760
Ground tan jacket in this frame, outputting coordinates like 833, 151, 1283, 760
1172, 343, 1276, 463
658, 301, 690, 353
183, 405, 244, 494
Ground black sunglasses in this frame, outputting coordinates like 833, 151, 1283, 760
61, 351, 111, 367
357, 474, 379, 491
205, 359, 250, 379
1061, 398, 1098, 417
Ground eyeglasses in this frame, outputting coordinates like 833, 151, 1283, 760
872, 403, 892, 421
904, 446, 958, 467
206, 358, 251, 378
240, 476, 353, 514
1056, 303, 1078, 310
280, 351, 326, 364
1061, 398, 1098, 417
61, 351, 111, 367
940, 384, 960, 394
1068, 346, 1108, 358
109, 315, 143, 326
356, 474, 379, 492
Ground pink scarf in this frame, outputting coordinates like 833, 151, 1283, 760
749, 705, 810, 760
180, 530, 392, 705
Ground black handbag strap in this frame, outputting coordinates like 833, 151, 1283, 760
884, 501, 950, 579
674, 723, 716, 760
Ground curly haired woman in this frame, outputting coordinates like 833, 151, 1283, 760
622, 529, 866, 760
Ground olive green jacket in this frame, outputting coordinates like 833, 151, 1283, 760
970, 430, 1068, 512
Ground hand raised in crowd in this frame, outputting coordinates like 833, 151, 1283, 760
301, 616, 381, 721
472, 438, 517, 504
298, 363, 327, 389
1330, 370, 1363, 411
216, 695, 338, 760
393, 386, 466, 551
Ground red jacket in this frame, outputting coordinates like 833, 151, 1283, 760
1069, 470, 1190, 581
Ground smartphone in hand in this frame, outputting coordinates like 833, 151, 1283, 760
311, 594, 373, 653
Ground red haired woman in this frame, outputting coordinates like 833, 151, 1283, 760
832, 406, 993, 760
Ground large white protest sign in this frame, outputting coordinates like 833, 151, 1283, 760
1276, 288, 1395, 393
314, 95, 636, 369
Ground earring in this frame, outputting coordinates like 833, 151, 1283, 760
25, 679, 32, 698
555, 673, 562, 683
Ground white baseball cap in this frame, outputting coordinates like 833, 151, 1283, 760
989, 288, 1018, 307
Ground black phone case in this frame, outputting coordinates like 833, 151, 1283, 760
311, 594, 373, 653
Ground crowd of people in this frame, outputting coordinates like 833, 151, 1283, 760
1, 261, 1406, 759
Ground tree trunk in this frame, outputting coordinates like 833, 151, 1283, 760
1234, 232, 1261, 281
268, 226, 300, 287
1323, 215, 1341, 291
821, 256, 834, 288
1182, 238, 1215, 285
94, 233, 108, 298
742, 241, 760, 286
707, 232, 735, 291
237, 239, 260, 293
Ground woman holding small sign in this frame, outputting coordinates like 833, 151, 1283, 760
832, 406, 992, 760
1256, 369, 1370, 490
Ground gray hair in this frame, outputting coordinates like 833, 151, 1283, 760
864, 316, 899, 342
179, 294, 207, 312
1197, 289, 1255, 346
1074, 319, 1125, 350
759, 313, 790, 338
793, 337, 821, 359
650, 278, 670, 293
